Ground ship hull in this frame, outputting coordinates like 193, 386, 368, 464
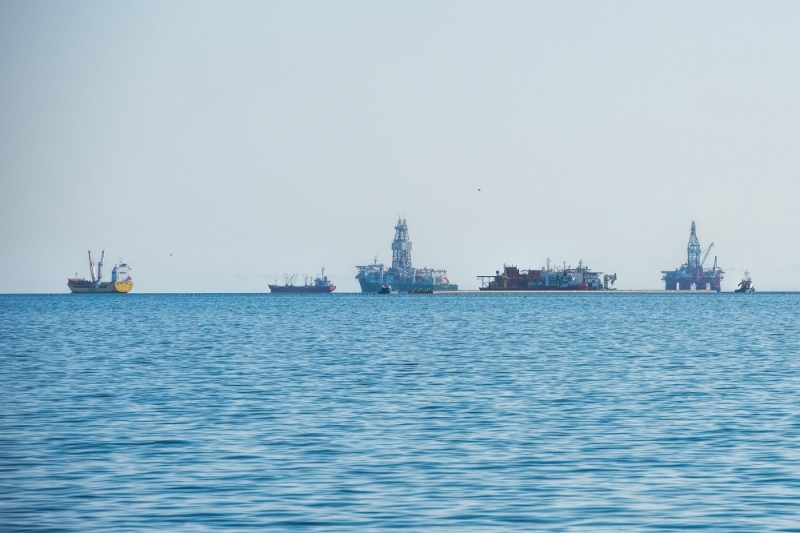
68, 281, 133, 293
479, 285, 594, 291
269, 285, 336, 293
358, 280, 458, 293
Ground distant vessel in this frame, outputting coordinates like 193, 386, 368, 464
735, 271, 755, 293
269, 269, 336, 293
478, 260, 616, 291
68, 251, 133, 293
356, 218, 457, 292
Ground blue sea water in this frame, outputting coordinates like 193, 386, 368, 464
1, 293, 800, 531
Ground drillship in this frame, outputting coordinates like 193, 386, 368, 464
269, 269, 336, 293
478, 260, 616, 291
356, 218, 457, 292
68, 251, 133, 293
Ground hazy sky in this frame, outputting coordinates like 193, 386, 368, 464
1, 1, 799, 292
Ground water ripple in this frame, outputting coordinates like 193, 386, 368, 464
1, 293, 800, 530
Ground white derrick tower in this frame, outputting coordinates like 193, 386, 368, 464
687, 221, 702, 270
391, 217, 412, 269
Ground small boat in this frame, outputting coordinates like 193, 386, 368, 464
408, 288, 433, 294
378, 285, 394, 294
735, 271, 755, 293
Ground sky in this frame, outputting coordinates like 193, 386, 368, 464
1, 1, 799, 292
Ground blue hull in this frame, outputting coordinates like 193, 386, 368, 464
358, 280, 458, 293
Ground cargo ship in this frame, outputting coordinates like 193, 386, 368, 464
269, 269, 336, 293
478, 260, 616, 291
68, 251, 133, 293
356, 218, 457, 292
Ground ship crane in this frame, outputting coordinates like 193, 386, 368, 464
700, 243, 714, 268
96, 250, 105, 283
88, 251, 96, 283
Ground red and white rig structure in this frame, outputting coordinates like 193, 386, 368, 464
662, 222, 723, 291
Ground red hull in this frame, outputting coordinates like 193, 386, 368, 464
480, 284, 591, 291
268, 285, 336, 293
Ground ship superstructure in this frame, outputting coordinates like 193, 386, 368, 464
478, 260, 616, 291
68, 251, 133, 293
269, 268, 336, 293
735, 271, 755, 293
355, 218, 457, 292
662, 222, 723, 291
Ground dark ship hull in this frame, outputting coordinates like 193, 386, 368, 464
68, 279, 133, 293
269, 284, 335, 293
358, 280, 457, 293
479, 284, 592, 291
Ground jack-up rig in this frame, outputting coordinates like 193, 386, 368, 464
662, 222, 723, 291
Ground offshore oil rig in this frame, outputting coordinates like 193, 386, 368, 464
355, 218, 458, 292
662, 222, 724, 291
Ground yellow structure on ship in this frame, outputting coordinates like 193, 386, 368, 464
68, 250, 133, 293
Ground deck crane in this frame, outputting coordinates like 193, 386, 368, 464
88, 251, 96, 283
700, 242, 714, 268
96, 250, 105, 282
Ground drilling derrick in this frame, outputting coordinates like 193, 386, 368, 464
662, 221, 724, 291
686, 222, 701, 272
391, 217, 412, 269
355, 217, 457, 292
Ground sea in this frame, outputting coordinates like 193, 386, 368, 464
1, 293, 799, 531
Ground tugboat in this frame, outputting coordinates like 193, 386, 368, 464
68, 251, 133, 293
735, 271, 755, 293
269, 268, 336, 293
378, 285, 394, 294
